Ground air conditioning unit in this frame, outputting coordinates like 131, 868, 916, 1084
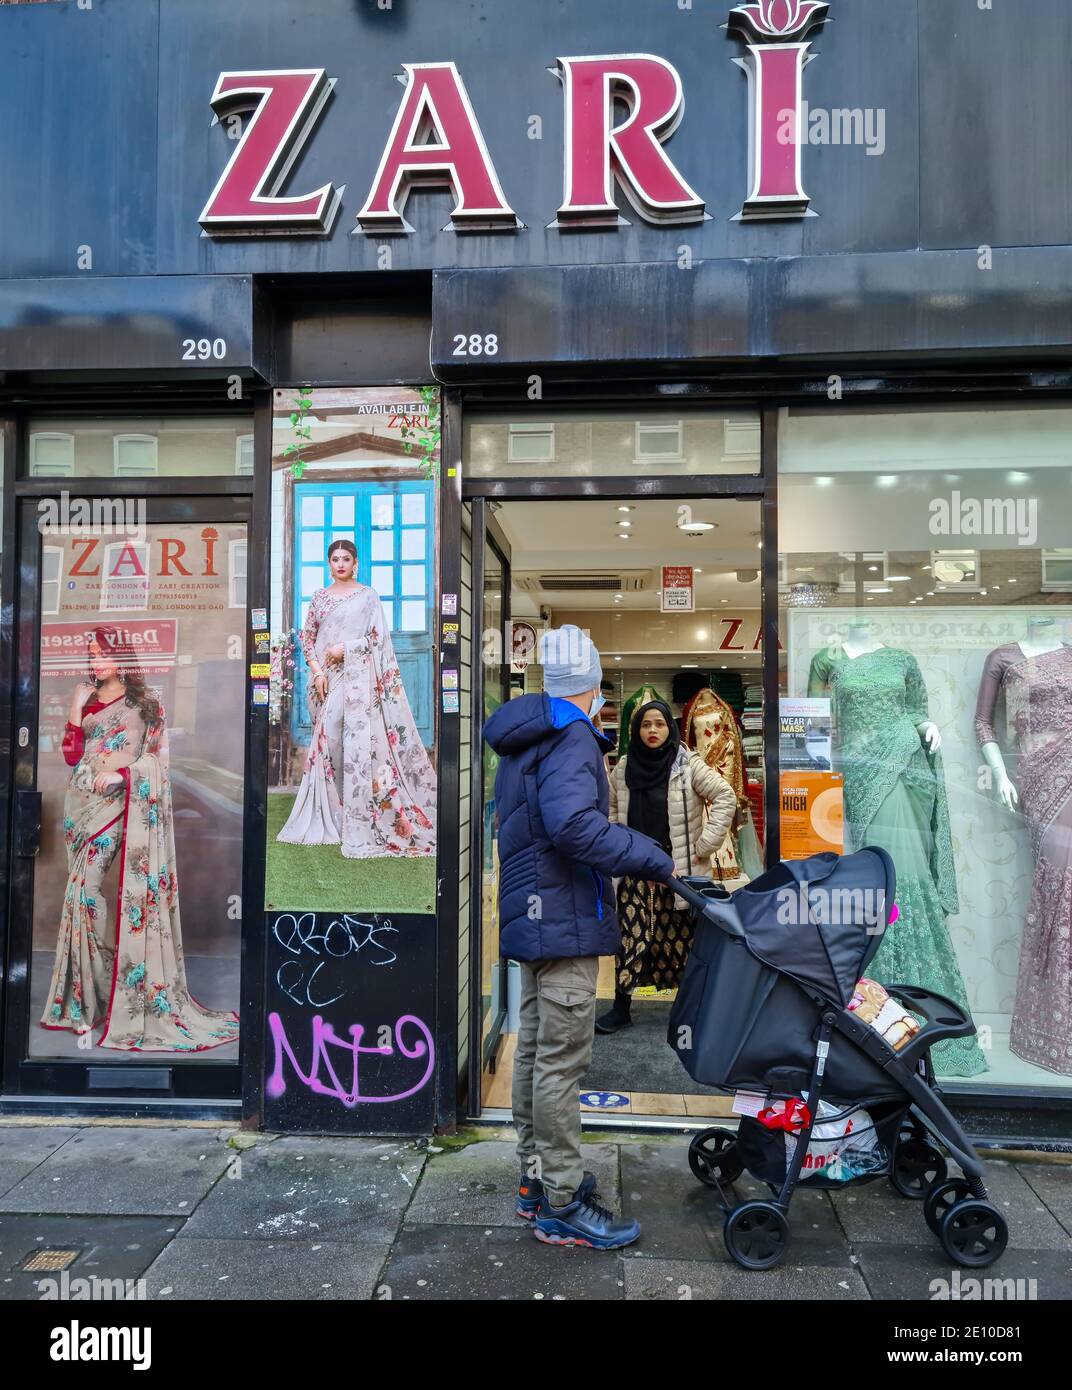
513, 570, 652, 593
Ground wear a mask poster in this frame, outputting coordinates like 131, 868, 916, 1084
263, 386, 440, 1134
34, 523, 245, 1062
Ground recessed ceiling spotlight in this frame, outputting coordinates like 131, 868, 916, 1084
618, 533, 630, 540
681, 663, 699, 669
619, 520, 632, 528
678, 520, 715, 533
614, 655, 622, 662
870, 586, 893, 594
695, 568, 703, 574
617, 505, 634, 513
887, 576, 911, 583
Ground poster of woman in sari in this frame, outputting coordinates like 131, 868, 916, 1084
43, 627, 240, 1052
266, 386, 439, 913
275, 538, 436, 857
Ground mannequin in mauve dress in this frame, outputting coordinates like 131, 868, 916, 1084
975, 619, 1072, 1076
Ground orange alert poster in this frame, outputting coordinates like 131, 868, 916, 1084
779, 771, 844, 860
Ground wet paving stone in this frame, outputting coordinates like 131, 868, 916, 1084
179, 1135, 424, 1243
0, 1127, 81, 1202
405, 1139, 620, 1226
0, 1127, 234, 1217
0, 1212, 180, 1301
852, 1243, 1072, 1301
143, 1236, 390, 1301
379, 1223, 626, 1300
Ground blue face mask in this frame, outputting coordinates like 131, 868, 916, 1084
589, 693, 606, 720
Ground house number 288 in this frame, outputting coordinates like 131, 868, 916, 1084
452, 333, 498, 357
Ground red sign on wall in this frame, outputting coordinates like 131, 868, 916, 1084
661, 566, 694, 613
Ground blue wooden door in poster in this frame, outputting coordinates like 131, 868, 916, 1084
291, 481, 435, 747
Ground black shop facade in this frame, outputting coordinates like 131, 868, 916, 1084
0, 0, 1070, 1149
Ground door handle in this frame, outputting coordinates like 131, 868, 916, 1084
14, 789, 42, 857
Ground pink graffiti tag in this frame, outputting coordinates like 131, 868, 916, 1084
266, 1012, 435, 1108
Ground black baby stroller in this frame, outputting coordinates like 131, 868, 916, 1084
666, 848, 1009, 1272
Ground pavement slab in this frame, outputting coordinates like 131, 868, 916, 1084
0, 1126, 234, 1216
1016, 1161, 1072, 1240
0, 1127, 81, 1202
379, 1223, 626, 1300
853, 1243, 1072, 1301
619, 1137, 854, 1266
830, 1159, 1072, 1252
143, 1236, 391, 1301
0, 1212, 180, 1301
622, 1256, 870, 1300
405, 1138, 620, 1226
178, 1135, 425, 1244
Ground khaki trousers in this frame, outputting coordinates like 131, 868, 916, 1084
512, 955, 599, 1205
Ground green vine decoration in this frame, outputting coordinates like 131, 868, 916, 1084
283, 386, 313, 479
398, 385, 441, 480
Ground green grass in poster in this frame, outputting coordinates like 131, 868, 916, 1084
265, 794, 436, 914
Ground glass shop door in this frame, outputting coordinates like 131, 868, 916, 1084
3, 495, 250, 1100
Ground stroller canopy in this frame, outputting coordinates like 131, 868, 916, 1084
730, 849, 895, 1007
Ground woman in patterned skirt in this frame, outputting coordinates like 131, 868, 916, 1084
596, 699, 736, 1034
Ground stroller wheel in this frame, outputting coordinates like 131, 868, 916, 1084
723, 1202, 790, 1271
889, 1137, 948, 1199
688, 1128, 744, 1188
924, 1178, 974, 1237
938, 1200, 1009, 1268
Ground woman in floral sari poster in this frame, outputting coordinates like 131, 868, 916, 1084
276, 539, 437, 858
42, 627, 239, 1052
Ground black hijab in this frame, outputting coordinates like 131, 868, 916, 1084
624, 699, 679, 848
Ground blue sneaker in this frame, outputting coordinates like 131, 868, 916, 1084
517, 1170, 595, 1220
516, 1174, 544, 1220
534, 1182, 640, 1250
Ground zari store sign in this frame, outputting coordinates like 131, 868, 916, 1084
200, 1, 830, 237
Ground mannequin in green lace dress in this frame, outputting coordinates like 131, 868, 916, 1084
808, 629, 986, 1077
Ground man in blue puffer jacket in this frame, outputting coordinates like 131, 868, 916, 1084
484, 625, 674, 1249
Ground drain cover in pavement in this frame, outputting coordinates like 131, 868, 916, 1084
19, 1249, 81, 1272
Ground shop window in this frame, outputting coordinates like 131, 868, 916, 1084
29, 432, 74, 478
836, 552, 888, 593
99, 542, 150, 612
23, 417, 254, 477
465, 407, 761, 479
235, 434, 255, 476
41, 545, 63, 616
930, 549, 981, 591
507, 422, 555, 464
229, 539, 247, 608
113, 433, 159, 478
634, 421, 683, 465
1041, 548, 1072, 591
779, 403, 1072, 1093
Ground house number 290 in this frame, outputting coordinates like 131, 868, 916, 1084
181, 337, 228, 360
452, 333, 498, 357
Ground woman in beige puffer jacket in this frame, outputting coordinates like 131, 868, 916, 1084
597, 699, 737, 1034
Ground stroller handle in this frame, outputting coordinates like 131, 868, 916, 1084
666, 875, 746, 939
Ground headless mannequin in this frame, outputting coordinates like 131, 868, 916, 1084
980, 619, 1067, 810
840, 622, 943, 753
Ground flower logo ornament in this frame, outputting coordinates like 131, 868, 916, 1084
729, 0, 829, 41
727, 0, 830, 219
